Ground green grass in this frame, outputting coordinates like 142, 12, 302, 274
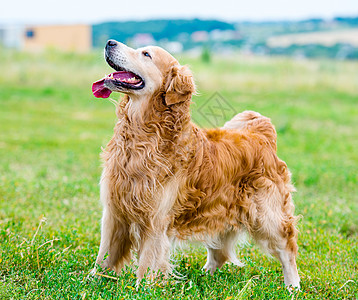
1, 48, 357, 299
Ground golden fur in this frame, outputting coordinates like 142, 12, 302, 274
92, 40, 300, 288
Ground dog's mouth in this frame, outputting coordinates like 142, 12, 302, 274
92, 58, 145, 98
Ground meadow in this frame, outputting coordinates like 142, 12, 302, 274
0, 48, 357, 299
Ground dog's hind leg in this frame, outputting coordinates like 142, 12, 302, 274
203, 230, 245, 274
255, 236, 300, 289
251, 183, 300, 289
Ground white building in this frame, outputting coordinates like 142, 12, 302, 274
0, 24, 24, 49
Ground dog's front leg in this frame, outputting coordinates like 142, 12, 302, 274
93, 176, 132, 274
94, 207, 132, 273
136, 229, 171, 284
135, 179, 178, 284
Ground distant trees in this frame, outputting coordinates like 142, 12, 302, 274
92, 19, 235, 48
333, 17, 358, 26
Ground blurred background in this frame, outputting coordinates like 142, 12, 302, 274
1, 1, 357, 299
1, 0, 358, 59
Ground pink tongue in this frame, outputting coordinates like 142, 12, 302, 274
92, 78, 112, 98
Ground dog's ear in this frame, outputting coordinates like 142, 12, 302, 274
164, 64, 195, 105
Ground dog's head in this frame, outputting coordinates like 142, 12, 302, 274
92, 40, 195, 105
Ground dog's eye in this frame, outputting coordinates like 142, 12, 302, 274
142, 51, 152, 59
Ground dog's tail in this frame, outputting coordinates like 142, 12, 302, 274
223, 111, 277, 151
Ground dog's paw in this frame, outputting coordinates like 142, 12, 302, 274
286, 283, 301, 293
86, 267, 102, 281
88, 262, 112, 279
89, 267, 98, 277
202, 262, 217, 275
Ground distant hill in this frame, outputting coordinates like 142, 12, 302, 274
92, 19, 235, 48
91, 16, 358, 59
267, 28, 358, 47
236, 16, 358, 42
333, 16, 358, 26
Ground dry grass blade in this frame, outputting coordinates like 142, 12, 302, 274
94, 273, 119, 281
235, 275, 259, 299
37, 238, 60, 250
30, 217, 47, 246
338, 279, 355, 290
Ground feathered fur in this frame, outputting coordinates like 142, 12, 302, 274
93, 42, 300, 289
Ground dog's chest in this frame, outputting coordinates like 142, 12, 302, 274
102, 124, 177, 205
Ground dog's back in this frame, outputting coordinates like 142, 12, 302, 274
174, 111, 293, 236
224, 111, 277, 150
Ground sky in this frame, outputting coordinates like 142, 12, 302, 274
1, 0, 358, 24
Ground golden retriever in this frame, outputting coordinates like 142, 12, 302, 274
91, 39, 300, 289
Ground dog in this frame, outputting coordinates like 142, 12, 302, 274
91, 39, 300, 289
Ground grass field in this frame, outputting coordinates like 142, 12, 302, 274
0, 48, 357, 299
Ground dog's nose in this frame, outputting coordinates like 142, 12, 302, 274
106, 40, 117, 49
